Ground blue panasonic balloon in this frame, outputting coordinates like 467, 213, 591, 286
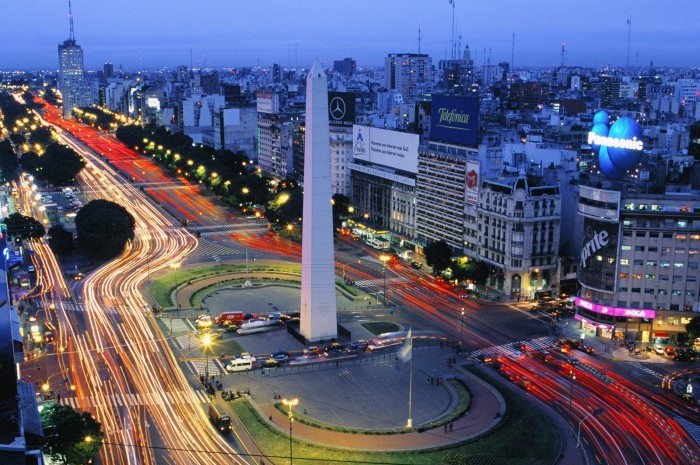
607, 116, 643, 171
589, 122, 609, 154
598, 145, 624, 179
593, 110, 609, 126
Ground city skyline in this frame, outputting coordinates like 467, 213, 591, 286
2, 0, 699, 71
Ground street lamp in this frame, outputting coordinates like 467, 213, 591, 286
568, 369, 576, 432
577, 408, 604, 448
281, 397, 299, 465
460, 308, 465, 351
202, 333, 212, 380
379, 254, 390, 306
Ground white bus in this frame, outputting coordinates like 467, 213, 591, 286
366, 237, 390, 250
225, 358, 253, 372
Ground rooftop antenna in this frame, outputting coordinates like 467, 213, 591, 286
458, 35, 462, 57
626, 17, 632, 73
511, 33, 515, 71
418, 27, 421, 53
449, 0, 456, 60
68, 0, 75, 41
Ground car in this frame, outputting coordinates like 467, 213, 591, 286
568, 356, 580, 366
347, 340, 368, 353
263, 358, 280, 368
578, 344, 595, 354
73, 272, 84, 281
270, 350, 289, 363
27, 265, 36, 273
664, 346, 677, 357
238, 352, 257, 362
323, 342, 344, 355
410, 261, 422, 269
653, 345, 665, 355
195, 315, 213, 328
303, 346, 320, 356
673, 350, 697, 362
679, 393, 697, 406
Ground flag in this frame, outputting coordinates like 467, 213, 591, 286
398, 327, 413, 362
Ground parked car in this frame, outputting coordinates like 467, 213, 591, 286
323, 342, 344, 355
653, 345, 665, 355
303, 346, 320, 356
270, 350, 289, 363
347, 340, 368, 353
664, 346, 677, 358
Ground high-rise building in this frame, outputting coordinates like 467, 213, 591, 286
103, 62, 114, 80
384, 53, 433, 102
58, 1, 88, 118
333, 58, 356, 76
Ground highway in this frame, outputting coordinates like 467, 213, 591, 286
27, 98, 700, 464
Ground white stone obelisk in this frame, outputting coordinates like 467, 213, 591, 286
300, 60, 337, 342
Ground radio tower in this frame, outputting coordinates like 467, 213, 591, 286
626, 17, 632, 73
449, 0, 456, 60
68, 0, 75, 42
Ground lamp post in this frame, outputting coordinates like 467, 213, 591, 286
577, 408, 604, 448
281, 397, 299, 465
202, 333, 212, 380
460, 308, 465, 351
568, 369, 576, 432
379, 254, 390, 306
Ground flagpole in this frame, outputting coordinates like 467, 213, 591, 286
407, 353, 413, 428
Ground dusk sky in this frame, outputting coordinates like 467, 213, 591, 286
2, 1, 699, 71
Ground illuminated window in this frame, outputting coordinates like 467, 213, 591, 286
691, 234, 700, 241
660, 261, 670, 268
672, 290, 682, 296
645, 274, 656, 280
690, 249, 699, 255
674, 263, 684, 268
677, 234, 687, 241
632, 273, 642, 280
676, 249, 686, 254
622, 245, 632, 251
677, 221, 687, 229
646, 260, 656, 266
619, 272, 629, 279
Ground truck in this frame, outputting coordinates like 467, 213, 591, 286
215, 311, 245, 325
236, 319, 281, 335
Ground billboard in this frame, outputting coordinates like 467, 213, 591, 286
328, 92, 355, 127
430, 95, 479, 146
256, 91, 279, 114
578, 217, 619, 292
465, 160, 480, 206
589, 110, 643, 179
352, 125, 419, 173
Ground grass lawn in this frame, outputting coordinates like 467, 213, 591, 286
362, 322, 401, 335
230, 372, 560, 465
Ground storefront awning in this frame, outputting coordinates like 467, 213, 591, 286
653, 332, 669, 337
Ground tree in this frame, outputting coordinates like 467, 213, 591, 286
2, 212, 45, 241
47, 225, 75, 256
41, 403, 102, 465
23, 143, 85, 186
331, 193, 351, 230
0, 139, 19, 181
686, 316, 700, 341
75, 199, 135, 260
423, 240, 453, 276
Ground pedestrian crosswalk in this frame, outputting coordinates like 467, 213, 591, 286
188, 358, 226, 377
675, 416, 700, 446
193, 241, 244, 260
630, 362, 665, 380
353, 277, 410, 288
37, 301, 121, 315
57, 389, 211, 409
468, 336, 558, 359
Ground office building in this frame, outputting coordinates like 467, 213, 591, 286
57, 2, 89, 118
333, 58, 356, 75
384, 53, 433, 102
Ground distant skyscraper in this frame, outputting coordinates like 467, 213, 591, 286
58, 0, 87, 118
103, 62, 114, 79
333, 58, 356, 75
384, 53, 433, 102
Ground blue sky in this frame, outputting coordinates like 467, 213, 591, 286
1, 0, 699, 70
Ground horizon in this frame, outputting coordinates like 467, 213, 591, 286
2, 1, 699, 71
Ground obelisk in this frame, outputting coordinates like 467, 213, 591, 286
299, 60, 337, 342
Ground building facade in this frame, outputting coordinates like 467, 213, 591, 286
384, 53, 433, 103
58, 39, 88, 118
470, 172, 561, 297
576, 186, 700, 343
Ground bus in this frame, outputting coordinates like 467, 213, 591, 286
366, 237, 390, 250
208, 404, 232, 433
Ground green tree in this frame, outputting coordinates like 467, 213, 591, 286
47, 225, 75, 256
23, 143, 85, 186
423, 240, 453, 276
2, 212, 46, 241
0, 139, 19, 181
332, 193, 351, 230
41, 403, 102, 465
75, 199, 135, 260
686, 316, 700, 341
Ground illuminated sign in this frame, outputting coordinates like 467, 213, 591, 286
575, 297, 655, 319
430, 95, 479, 146
465, 160, 479, 206
352, 125, 419, 173
589, 111, 644, 179
579, 230, 609, 269
328, 92, 355, 127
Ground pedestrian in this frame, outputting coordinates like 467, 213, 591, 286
335, 360, 339, 368
449, 422, 453, 432
56, 394, 61, 403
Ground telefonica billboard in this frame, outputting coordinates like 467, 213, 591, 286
430, 95, 479, 147
589, 110, 643, 179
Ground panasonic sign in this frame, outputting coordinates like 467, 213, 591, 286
587, 132, 643, 151
579, 230, 609, 269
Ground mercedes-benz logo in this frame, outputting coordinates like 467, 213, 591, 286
330, 96, 346, 121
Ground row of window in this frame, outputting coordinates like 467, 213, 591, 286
620, 259, 700, 266
622, 219, 700, 230
619, 271, 698, 279
621, 231, 700, 240
617, 289, 695, 296
621, 245, 699, 253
